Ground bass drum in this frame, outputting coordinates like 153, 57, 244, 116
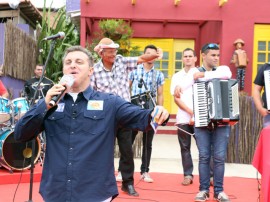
0, 129, 41, 171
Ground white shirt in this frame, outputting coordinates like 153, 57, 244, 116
180, 65, 232, 91
170, 68, 195, 124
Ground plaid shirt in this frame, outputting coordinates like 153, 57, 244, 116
129, 64, 165, 96
90, 55, 138, 101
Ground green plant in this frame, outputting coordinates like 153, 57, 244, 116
88, 19, 140, 58
37, 1, 80, 82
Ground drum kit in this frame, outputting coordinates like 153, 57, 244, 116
0, 97, 42, 173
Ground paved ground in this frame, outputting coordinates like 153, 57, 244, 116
114, 134, 259, 179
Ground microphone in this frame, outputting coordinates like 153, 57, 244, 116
138, 78, 143, 88
42, 32, 65, 41
49, 74, 74, 107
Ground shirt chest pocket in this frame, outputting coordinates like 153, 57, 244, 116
45, 112, 65, 136
82, 111, 105, 135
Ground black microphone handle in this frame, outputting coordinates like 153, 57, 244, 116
138, 78, 143, 88
49, 87, 66, 107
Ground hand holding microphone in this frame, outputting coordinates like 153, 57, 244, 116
47, 74, 74, 107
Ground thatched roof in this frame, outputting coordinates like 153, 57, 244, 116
0, 0, 42, 27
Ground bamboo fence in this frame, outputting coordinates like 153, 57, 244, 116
3, 21, 37, 81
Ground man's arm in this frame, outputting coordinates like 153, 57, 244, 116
174, 96, 193, 117
0, 80, 9, 98
194, 65, 232, 80
137, 48, 162, 64
156, 85, 164, 105
252, 84, 269, 117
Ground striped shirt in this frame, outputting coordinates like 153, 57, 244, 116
129, 64, 165, 96
90, 55, 138, 101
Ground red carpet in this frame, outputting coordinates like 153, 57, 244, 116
0, 164, 260, 202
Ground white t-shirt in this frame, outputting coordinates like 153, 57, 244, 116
170, 68, 196, 124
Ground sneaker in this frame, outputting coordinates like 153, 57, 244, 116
141, 172, 154, 183
116, 172, 122, 182
194, 191, 209, 202
214, 192, 230, 202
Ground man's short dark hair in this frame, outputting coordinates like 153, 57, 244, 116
183, 48, 196, 57
144, 44, 158, 53
201, 43, 219, 54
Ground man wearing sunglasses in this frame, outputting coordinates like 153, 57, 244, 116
174, 43, 232, 202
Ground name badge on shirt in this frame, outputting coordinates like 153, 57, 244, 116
87, 100, 104, 110
56, 103, 65, 112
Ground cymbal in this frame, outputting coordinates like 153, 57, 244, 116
31, 83, 51, 87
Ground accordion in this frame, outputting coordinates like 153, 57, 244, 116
193, 79, 240, 127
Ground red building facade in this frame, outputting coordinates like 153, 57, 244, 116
80, 0, 270, 112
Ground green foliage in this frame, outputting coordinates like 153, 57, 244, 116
88, 19, 140, 61
37, 1, 79, 82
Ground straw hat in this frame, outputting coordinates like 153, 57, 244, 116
94, 38, 119, 53
233, 38, 245, 46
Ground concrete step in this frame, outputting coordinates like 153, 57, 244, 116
156, 116, 177, 135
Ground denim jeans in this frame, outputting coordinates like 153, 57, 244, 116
194, 125, 230, 194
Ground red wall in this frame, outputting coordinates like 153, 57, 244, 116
81, 0, 270, 94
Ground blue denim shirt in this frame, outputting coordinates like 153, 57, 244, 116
14, 86, 152, 202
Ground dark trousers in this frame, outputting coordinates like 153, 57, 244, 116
132, 129, 155, 174
177, 124, 194, 177
237, 68, 246, 90
117, 127, 134, 186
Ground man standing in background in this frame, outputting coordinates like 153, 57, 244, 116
24, 64, 54, 104
170, 48, 197, 186
129, 44, 164, 183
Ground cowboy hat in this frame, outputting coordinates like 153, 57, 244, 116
94, 38, 119, 53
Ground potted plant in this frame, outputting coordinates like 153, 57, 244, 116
99, 19, 133, 41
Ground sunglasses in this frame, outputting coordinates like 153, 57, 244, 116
201, 43, 219, 53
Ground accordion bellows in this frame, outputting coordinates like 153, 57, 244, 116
193, 79, 240, 127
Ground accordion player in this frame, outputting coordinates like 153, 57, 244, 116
193, 79, 240, 127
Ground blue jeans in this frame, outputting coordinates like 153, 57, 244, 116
194, 125, 230, 194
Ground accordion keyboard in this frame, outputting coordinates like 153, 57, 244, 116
193, 82, 208, 127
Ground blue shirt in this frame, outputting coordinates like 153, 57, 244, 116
129, 64, 165, 96
14, 86, 152, 202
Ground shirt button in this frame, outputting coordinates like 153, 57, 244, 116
72, 118, 75, 120
67, 180, 71, 183
69, 147, 73, 150
72, 104, 74, 106
71, 131, 74, 134
68, 162, 72, 166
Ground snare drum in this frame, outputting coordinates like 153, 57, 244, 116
131, 92, 156, 109
0, 129, 41, 171
12, 97, 29, 120
0, 97, 10, 123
